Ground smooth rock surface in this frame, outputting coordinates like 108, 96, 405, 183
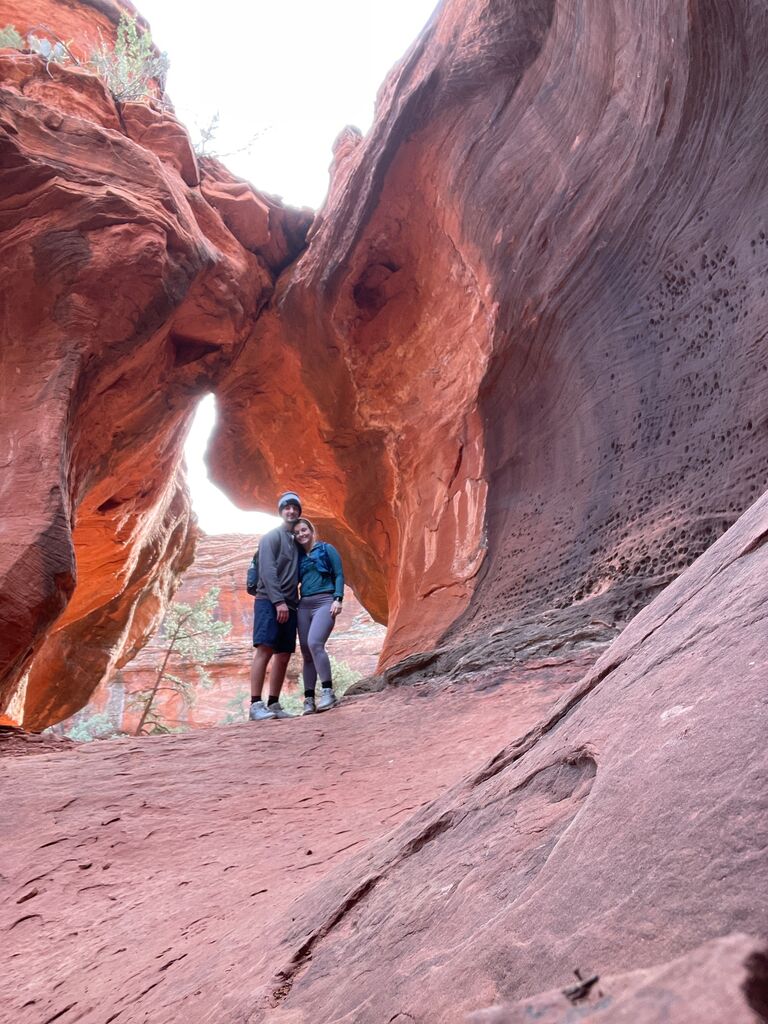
235, 489, 768, 1022
0, 664, 584, 1023
468, 934, 768, 1024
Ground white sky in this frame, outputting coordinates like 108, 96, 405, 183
147, 0, 438, 533
140, 0, 438, 209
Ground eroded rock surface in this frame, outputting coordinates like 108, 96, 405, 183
1, 492, 765, 1022
213, 0, 768, 671
232, 488, 768, 1023
0, 43, 310, 727
0, 664, 582, 1022
468, 934, 768, 1024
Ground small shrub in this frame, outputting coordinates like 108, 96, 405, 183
27, 33, 70, 63
64, 711, 118, 742
89, 13, 169, 103
0, 24, 74, 62
0, 25, 24, 49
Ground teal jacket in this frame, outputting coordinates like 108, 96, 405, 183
298, 542, 344, 601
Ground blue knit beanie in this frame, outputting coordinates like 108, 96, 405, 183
277, 491, 302, 513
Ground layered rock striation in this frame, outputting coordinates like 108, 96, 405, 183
213, 0, 768, 672
0, 18, 310, 727
3, 0, 768, 725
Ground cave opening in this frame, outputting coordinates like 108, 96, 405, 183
184, 394, 280, 536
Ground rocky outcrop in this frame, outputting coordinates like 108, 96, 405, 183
0, 41, 310, 727
1, 491, 765, 1022
233, 486, 768, 1022
86, 533, 385, 732
468, 934, 768, 1024
3, 0, 768, 724
212, 0, 768, 671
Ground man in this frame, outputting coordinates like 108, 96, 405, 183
249, 491, 302, 721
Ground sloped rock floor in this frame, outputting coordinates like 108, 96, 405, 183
1, 659, 593, 1024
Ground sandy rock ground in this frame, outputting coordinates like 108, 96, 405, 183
1, 661, 589, 1024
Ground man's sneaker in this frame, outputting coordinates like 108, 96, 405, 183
270, 701, 296, 719
317, 689, 338, 712
249, 700, 276, 721
302, 696, 317, 716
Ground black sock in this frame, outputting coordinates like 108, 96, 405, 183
250, 696, 260, 704
304, 688, 316, 699
321, 681, 333, 690
267, 695, 279, 707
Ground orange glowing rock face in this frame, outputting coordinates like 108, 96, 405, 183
4, 0, 768, 733
0, 34, 310, 728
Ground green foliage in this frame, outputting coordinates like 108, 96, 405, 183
222, 688, 249, 725
329, 656, 362, 695
89, 13, 169, 103
27, 33, 70, 62
64, 711, 118, 742
0, 24, 71, 61
0, 25, 25, 49
132, 586, 231, 736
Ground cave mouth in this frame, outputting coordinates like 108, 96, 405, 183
184, 395, 281, 536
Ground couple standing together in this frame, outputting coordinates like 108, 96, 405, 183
249, 491, 345, 720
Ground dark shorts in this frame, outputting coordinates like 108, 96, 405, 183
252, 598, 297, 654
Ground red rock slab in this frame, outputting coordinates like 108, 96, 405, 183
0, 50, 309, 727
0, 668, 583, 1023
468, 934, 768, 1024
232, 488, 768, 1023
212, 0, 768, 674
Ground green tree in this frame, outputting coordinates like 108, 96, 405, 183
89, 13, 169, 103
131, 587, 231, 736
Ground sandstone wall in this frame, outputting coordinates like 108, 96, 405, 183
3, 0, 768, 729
212, 0, 768, 673
0, 25, 311, 728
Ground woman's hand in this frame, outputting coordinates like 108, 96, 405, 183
330, 600, 343, 618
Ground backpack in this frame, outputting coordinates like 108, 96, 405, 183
303, 541, 333, 579
245, 531, 281, 596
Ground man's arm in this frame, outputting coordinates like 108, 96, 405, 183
258, 531, 287, 605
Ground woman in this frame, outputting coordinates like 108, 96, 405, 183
294, 518, 345, 714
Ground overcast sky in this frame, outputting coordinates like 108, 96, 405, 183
140, 0, 437, 533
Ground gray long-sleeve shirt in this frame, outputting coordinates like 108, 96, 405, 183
255, 526, 299, 608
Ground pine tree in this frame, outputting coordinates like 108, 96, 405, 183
132, 587, 231, 736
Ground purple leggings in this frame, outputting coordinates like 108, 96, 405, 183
297, 593, 336, 689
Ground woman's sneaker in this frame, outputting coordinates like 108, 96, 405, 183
317, 689, 338, 712
302, 696, 317, 715
249, 700, 276, 721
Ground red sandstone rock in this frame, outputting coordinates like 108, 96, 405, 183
212, 0, 768, 673
0, 0, 145, 62
1, 492, 765, 1021
0, 46, 309, 728
237, 489, 768, 1023
0, 666, 579, 1023
468, 934, 768, 1024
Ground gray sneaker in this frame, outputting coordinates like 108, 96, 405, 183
302, 696, 316, 716
317, 689, 338, 712
270, 701, 296, 719
249, 700, 276, 721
